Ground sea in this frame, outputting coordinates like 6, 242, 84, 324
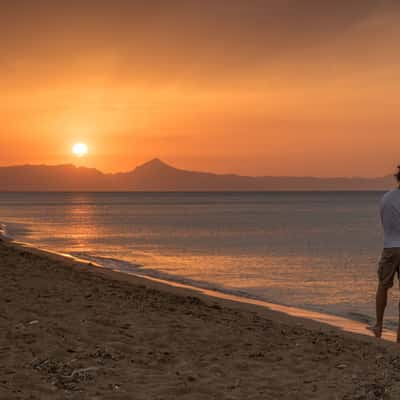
0, 191, 397, 328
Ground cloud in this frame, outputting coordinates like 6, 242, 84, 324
1, 0, 399, 89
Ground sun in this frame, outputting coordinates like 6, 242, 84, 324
72, 142, 88, 157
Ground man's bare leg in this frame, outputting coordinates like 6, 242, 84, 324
372, 284, 388, 338
397, 302, 400, 343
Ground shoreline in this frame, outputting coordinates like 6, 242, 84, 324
1, 232, 395, 343
3, 234, 400, 398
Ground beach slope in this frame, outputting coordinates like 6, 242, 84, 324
1, 239, 400, 399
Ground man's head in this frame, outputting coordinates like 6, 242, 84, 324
395, 166, 400, 183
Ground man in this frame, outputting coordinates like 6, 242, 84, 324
372, 166, 400, 341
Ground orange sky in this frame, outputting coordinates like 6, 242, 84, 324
1, 0, 400, 177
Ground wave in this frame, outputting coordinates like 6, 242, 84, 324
0, 223, 11, 239
0, 221, 33, 240
69, 251, 259, 300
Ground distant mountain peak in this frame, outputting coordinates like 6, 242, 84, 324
135, 158, 173, 171
148, 158, 167, 166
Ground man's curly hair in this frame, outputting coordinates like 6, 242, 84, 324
395, 166, 400, 182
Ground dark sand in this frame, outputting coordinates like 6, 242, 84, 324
1, 239, 400, 399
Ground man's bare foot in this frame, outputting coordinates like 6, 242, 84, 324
367, 324, 383, 338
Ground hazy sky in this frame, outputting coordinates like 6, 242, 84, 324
1, 0, 400, 176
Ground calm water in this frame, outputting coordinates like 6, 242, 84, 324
0, 192, 396, 327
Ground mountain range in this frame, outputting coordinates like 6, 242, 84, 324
0, 158, 395, 191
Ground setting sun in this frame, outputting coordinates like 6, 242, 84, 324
72, 143, 88, 158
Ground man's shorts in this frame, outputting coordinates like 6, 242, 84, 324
378, 248, 400, 289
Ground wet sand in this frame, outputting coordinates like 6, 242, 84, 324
1, 238, 400, 399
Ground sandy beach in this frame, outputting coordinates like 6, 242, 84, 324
1, 239, 400, 399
